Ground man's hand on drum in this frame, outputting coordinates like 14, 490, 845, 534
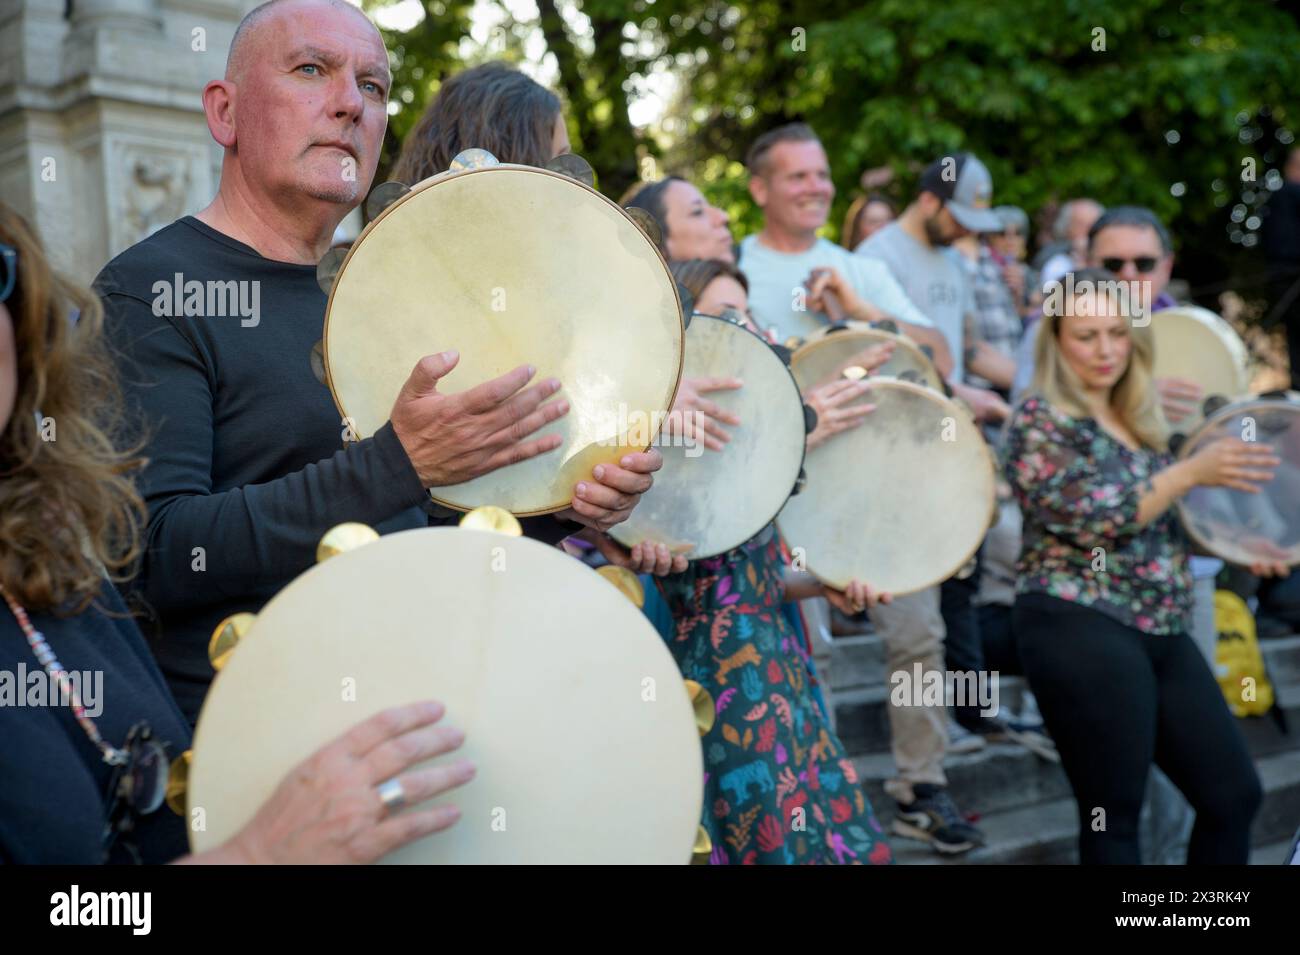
391, 351, 568, 487
824, 579, 891, 614
663, 375, 744, 452
202, 701, 472, 864
805, 266, 887, 322
805, 378, 876, 450
1156, 376, 1203, 425
580, 529, 691, 576
557, 449, 664, 534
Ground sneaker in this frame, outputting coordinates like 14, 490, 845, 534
960, 710, 1060, 763
892, 784, 986, 855
946, 718, 986, 755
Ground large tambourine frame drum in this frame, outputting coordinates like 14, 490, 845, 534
1150, 305, 1250, 433
323, 163, 685, 515
610, 313, 809, 559
1175, 394, 1300, 568
797, 323, 946, 393
186, 527, 704, 864
777, 373, 997, 596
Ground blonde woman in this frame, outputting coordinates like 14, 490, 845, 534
1004, 268, 1283, 864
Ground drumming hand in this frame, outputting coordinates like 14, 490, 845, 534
558, 450, 662, 533
580, 528, 690, 576
805, 379, 875, 451
1187, 437, 1280, 494
848, 342, 895, 376
807, 267, 885, 322
390, 351, 569, 488
1156, 377, 1203, 425
823, 579, 891, 614
222, 701, 473, 864
665, 376, 744, 452
950, 382, 1011, 424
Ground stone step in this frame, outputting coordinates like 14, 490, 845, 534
877, 749, 1300, 864
1250, 838, 1297, 865
829, 631, 1300, 694
836, 677, 1300, 759
854, 742, 1070, 819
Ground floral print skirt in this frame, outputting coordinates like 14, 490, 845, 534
656, 527, 892, 865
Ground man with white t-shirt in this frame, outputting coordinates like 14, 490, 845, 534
738, 125, 983, 855
738, 123, 952, 372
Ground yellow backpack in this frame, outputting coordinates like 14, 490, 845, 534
1214, 590, 1276, 717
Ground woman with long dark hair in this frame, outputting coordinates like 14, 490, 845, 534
0, 203, 473, 863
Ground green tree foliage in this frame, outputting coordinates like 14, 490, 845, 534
374, 0, 1300, 309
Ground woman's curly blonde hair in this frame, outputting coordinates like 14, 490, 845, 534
0, 202, 146, 614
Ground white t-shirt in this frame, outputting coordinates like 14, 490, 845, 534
738, 234, 933, 343
856, 222, 972, 383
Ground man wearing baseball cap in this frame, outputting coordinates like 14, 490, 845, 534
854, 152, 1015, 855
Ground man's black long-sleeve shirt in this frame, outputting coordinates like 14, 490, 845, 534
97, 217, 570, 723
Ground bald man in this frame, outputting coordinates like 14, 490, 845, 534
95, 0, 667, 722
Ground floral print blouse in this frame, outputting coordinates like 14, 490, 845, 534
1002, 395, 1193, 635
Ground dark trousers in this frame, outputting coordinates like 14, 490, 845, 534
940, 555, 987, 728
1013, 593, 1262, 864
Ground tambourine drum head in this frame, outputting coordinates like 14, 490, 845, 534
1151, 306, 1249, 432
187, 528, 703, 863
777, 379, 996, 595
609, 315, 806, 559
324, 165, 684, 515
791, 328, 945, 393
1177, 398, 1300, 567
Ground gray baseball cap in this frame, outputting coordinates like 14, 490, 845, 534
918, 153, 1003, 232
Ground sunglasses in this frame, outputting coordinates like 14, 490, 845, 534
0, 244, 15, 304
102, 721, 169, 863
1101, 256, 1160, 274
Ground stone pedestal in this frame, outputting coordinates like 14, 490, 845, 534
0, 0, 251, 282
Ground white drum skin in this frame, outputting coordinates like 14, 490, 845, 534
324, 164, 684, 515
777, 377, 996, 595
1151, 305, 1250, 433
188, 527, 704, 864
610, 313, 807, 559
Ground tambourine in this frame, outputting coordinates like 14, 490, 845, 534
793, 321, 946, 393
1151, 305, 1250, 433
1174, 393, 1300, 568
609, 312, 809, 559
777, 376, 997, 596
182, 518, 705, 864
319, 151, 685, 515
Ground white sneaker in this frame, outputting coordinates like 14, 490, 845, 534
946, 718, 986, 755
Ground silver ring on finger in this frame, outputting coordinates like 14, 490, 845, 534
376, 777, 407, 816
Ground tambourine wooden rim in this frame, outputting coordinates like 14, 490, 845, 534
1173, 394, 1300, 568
187, 526, 705, 863
322, 163, 685, 516
609, 311, 808, 559
776, 376, 997, 595
791, 325, 946, 393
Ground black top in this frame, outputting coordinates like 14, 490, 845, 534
0, 580, 191, 864
96, 217, 571, 723
1261, 181, 1300, 266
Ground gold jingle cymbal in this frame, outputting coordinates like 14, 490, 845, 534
785, 336, 805, 350
208, 612, 257, 672
166, 750, 191, 816
449, 147, 500, 172
316, 522, 381, 563
841, 365, 869, 381
596, 564, 645, 608
691, 824, 713, 864
316, 246, 348, 295
459, 506, 523, 537
364, 180, 410, 221
624, 206, 663, 250
545, 153, 595, 189
683, 679, 715, 736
